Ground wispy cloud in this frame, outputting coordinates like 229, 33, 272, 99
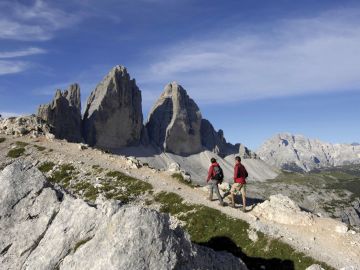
0, 47, 46, 75
0, 0, 82, 41
0, 60, 28, 75
140, 8, 360, 104
0, 47, 46, 58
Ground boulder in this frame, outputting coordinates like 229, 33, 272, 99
37, 84, 82, 142
146, 82, 202, 155
83, 65, 143, 149
0, 161, 247, 270
252, 194, 314, 226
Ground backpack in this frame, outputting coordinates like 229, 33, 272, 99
213, 165, 224, 182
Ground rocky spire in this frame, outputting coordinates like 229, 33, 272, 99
146, 82, 202, 155
37, 83, 82, 142
82, 65, 143, 149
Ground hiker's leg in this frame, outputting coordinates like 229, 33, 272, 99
240, 185, 246, 210
213, 180, 223, 203
208, 181, 213, 200
229, 184, 237, 207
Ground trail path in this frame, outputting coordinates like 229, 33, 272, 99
1, 134, 359, 269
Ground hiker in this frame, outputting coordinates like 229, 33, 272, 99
229, 156, 248, 212
206, 158, 224, 206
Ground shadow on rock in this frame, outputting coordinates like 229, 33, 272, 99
199, 236, 295, 270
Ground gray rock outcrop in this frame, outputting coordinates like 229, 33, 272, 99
146, 82, 202, 155
83, 65, 143, 149
257, 133, 360, 172
0, 161, 247, 270
0, 115, 50, 138
37, 84, 82, 142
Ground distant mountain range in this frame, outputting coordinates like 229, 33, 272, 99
257, 133, 360, 172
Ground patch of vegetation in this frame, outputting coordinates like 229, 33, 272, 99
0, 137, 5, 143
74, 237, 93, 252
154, 192, 333, 270
34, 145, 46, 151
171, 172, 194, 187
92, 164, 104, 173
49, 164, 76, 188
38, 161, 55, 173
103, 170, 153, 203
15, 141, 29, 147
73, 181, 98, 201
7, 147, 25, 158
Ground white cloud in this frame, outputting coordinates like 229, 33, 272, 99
0, 0, 81, 41
0, 60, 28, 75
0, 47, 46, 58
140, 8, 360, 104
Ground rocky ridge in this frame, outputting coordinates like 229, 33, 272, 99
37, 83, 82, 142
146, 82, 203, 155
83, 66, 143, 149
257, 133, 360, 172
0, 161, 246, 270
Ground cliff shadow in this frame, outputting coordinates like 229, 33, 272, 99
199, 236, 295, 270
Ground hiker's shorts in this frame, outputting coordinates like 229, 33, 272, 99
230, 183, 246, 194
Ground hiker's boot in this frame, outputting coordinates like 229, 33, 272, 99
219, 201, 225, 207
208, 196, 213, 201
242, 207, 246, 213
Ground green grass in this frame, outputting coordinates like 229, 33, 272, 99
7, 147, 25, 158
38, 161, 55, 173
171, 172, 194, 187
92, 164, 104, 173
0, 137, 5, 143
104, 170, 153, 203
34, 145, 46, 151
15, 141, 29, 147
48, 164, 76, 188
154, 192, 333, 270
73, 181, 98, 201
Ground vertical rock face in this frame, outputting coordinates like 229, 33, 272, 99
83, 66, 143, 149
146, 82, 202, 155
37, 84, 82, 142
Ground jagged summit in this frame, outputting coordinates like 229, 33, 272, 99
83, 66, 143, 149
37, 83, 82, 142
146, 82, 203, 155
257, 133, 360, 172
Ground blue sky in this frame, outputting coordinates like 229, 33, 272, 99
0, 0, 359, 149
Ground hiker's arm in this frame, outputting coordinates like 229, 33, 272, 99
234, 165, 238, 181
207, 166, 212, 182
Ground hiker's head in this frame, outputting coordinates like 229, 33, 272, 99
210, 158, 216, 163
235, 156, 241, 163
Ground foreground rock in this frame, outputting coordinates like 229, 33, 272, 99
252, 194, 314, 226
37, 84, 82, 142
83, 66, 143, 149
146, 82, 202, 155
0, 161, 247, 270
257, 133, 360, 172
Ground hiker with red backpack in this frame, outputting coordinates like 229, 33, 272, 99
206, 158, 225, 206
229, 156, 248, 212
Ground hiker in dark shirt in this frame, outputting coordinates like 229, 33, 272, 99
229, 156, 248, 212
206, 158, 224, 206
